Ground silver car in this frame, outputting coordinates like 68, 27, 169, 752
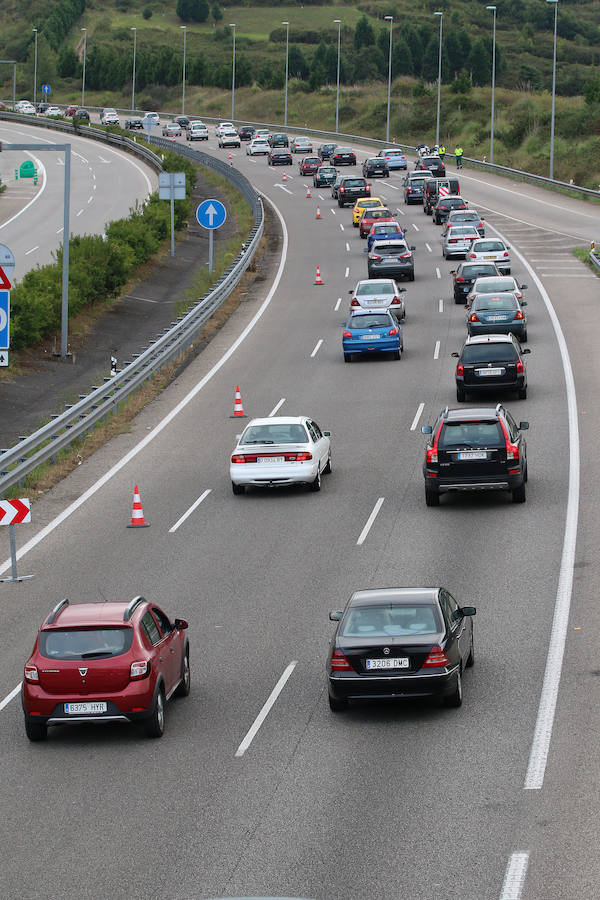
443, 209, 485, 237
468, 238, 512, 274
442, 225, 480, 260
230, 416, 331, 494
349, 279, 406, 320
291, 136, 313, 153
467, 275, 527, 305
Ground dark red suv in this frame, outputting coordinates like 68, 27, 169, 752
22, 596, 190, 741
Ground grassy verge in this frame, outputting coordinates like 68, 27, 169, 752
573, 246, 599, 272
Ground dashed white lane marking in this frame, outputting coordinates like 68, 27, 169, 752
269, 398, 286, 417
25, 246, 39, 255
410, 403, 425, 432
346, 242, 350, 252
426, 243, 432, 252
396, 207, 405, 216
235, 661, 297, 757
357, 498, 385, 546
330, 209, 336, 215
318, 194, 325, 200
275, 185, 293, 194
438, 298, 444, 313
345, 266, 350, 278
87, 196, 93, 204
340, 223, 344, 231
334, 297, 342, 311
436, 267, 441, 279
411, 223, 419, 231
434, 340, 441, 359
0, 683, 21, 713
386, 183, 398, 190
76, 209, 84, 217
499, 853, 529, 900
56, 227, 63, 234
169, 489, 212, 533
311, 339, 323, 358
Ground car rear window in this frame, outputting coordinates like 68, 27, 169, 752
408, 178, 425, 186
336, 147, 353, 153
342, 605, 441, 637
474, 293, 518, 310
358, 200, 382, 208
439, 421, 504, 449
462, 265, 498, 278
348, 314, 393, 329
443, 198, 466, 207
370, 209, 392, 218
343, 179, 366, 187
373, 225, 401, 234
461, 344, 518, 364
451, 212, 477, 221
241, 424, 309, 444
357, 282, 394, 295
450, 227, 478, 236
372, 244, 407, 255
474, 241, 505, 252
474, 279, 514, 293
385, 150, 404, 157
39, 628, 133, 660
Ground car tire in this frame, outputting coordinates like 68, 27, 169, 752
338, 200, 344, 207
409, 272, 415, 281
344, 353, 352, 363
175, 650, 191, 698
455, 295, 463, 304
393, 349, 401, 360
144, 686, 165, 738
521, 331, 528, 342
232, 482, 245, 495
360, 232, 366, 240
353, 221, 358, 228
444, 668, 463, 707
456, 386, 466, 402
425, 488, 440, 507
518, 386, 527, 400
324, 453, 332, 474
309, 468, 322, 492
25, 718, 47, 742
466, 633, 475, 668
328, 693, 348, 712
512, 482, 526, 503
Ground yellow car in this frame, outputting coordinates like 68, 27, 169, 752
352, 197, 383, 227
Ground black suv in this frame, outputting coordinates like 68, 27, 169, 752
238, 125, 255, 141
403, 174, 427, 204
333, 176, 371, 206
452, 334, 530, 402
433, 195, 468, 224
269, 132, 289, 148
363, 157, 389, 178
451, 262, 499, 304
423, 177, 460, 214
422, 404, 529, 506
415, 155, 445, 177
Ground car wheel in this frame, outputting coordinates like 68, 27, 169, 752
353, 221, 358, 227
324, 453, 332, 474
175, 650, 191, 698
232, 482, 245, 495
409, 272, 415, 281
512, 482, 526, 503
444, 669, 463, 707
338, 200, 344, 207
442, 250, 447, 259
344, 353, 352, 363
425, 488, 440, 507
521, 331, 528, 342
393, 349, 401, 360
309, 468, 322, 492
25, 718, 47, 742
455, 295, 463, 304
360, 232, 366, 239
144, 686, 165, 738
518, 386, 527, 400
456, 386, 466, 402
466, 632, 475, 668
524, 463, 528, 483
328, 693, 348, 712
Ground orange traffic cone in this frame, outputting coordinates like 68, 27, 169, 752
228, 151, 232, 160
306, 186, 311, 198
314, 266, 323, 286
316, 206, 321, 219
231, 385, 247, 418
127, 485, 150, 528
282, 170, 287, 182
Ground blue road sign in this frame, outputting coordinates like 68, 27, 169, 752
41, 84, 51, 95
0, 291, 10, 350
196, 199, 227, 231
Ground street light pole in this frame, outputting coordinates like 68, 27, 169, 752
384, 16, 393, 144
486, 6, 496, 164
547, 0, 558, 180
32, 29, 38, 107
334, 19, 341, 134
131, 27, 137, 112
230, 23, 236, 122
81, 28, 87, 108
181, 25, 187, 115
434, 11, 443, 148
282, 21, 289, 128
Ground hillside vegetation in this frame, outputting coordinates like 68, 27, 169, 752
1, 0, 600, 186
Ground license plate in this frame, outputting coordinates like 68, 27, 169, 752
361, 333, 380, 340
484, 255, 497, 259
487, 315, 507, 321
476, 367, 504, 376
383, 257, 399, 262
366, 658, 409, 670
258, 456, 285, 463
64, 702, 107, 715
457, 451, 488, 460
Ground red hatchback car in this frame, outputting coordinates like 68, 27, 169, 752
22, 596, 190, 741
299, 156, 321, 176
359, 207, 395, 239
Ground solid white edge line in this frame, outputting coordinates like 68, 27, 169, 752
269, 397, 286, 417
25, 246, 39, 255
0, 155, 47, 232
169, 489, 212, 533
334, 297, 342, 311
499, 852, 529, 900
438, 298, 444, 313
311, 339, 323, 358
488, 222, 580, 791
0, 194, 289, 575
357, 497, 385, 546
0, 682, 21, 712
410, 402, 425, 432
433, 340, 440, 359
436, 267, 441, 279
234, 661, 297, 757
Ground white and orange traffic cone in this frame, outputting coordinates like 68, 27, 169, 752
228, 151, 232, 160
316, 206, 321, 219
282, 170, 287, 182
314, 266, 323, 286
231, 385, 247, 418
127, 485, 150, 528
306, 185, 311, 198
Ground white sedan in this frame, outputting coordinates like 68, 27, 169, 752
16, 101, 35, 114
468, 238, 511, 274
349, 279, 406, 321
246, 139, 270, 156
215, 121, 234, 136
43, 106, 62, 117
230, 416, 331, 494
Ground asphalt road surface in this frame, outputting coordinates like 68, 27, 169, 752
0, 123, 597, 900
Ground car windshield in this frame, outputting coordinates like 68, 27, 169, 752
474, 279, 515, 293
348, 314, 393, 330
39, 628, 134, 660
461, 344, 518, 363
342, 604, 442, 637
439, 421, 504, 449
474, 293, 519, 310
474, 241, 505, 252
241, 424, 309, 444
357, 282, 394, 295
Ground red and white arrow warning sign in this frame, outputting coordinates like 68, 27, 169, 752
0, 498, 31, 525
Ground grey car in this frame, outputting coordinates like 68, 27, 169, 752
368, 239, 415, 281
442, 225, 480, 260
466, 275, 527, 305
349, 278, 406, 320
467, 292, 528, 341
443, 210, 485, 237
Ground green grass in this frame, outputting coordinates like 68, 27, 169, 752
573, 246, 597, 270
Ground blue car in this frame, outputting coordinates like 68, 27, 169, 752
342, 311, 403, 362
366, 223, 405, 252
378, 148, 408, 170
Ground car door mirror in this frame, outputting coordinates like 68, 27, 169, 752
174, 618, 189, 630
521, 283, 528, 290
450, 270, 456, 275
399, 287, 407, 293
506, 244, 511, 250
329, 610, 343, 621
235, 434, 241, 441
521, 300, 527, 306
519, 421, 529, 430
410, 245, 416, 251
363, 248, 368, 253
323, 430, 331, 436
522, 348, 531, 354
348, 289, 353, 294
422, 425, 432, 434
451, 352, 459, 358
459, 606, 476, 617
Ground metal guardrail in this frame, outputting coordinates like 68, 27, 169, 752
590, 249, 600, 274
0, 113, 264, 495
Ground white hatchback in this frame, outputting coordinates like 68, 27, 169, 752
43, 106, 62, 117
215, 121, 234, 136
468, 238, 511, 274
246, 139, 270, 156
349, 279, 406, 321
230, 416, 331, 494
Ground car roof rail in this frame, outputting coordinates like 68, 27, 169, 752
46, 598, 69, 625
495, 403, 504, 415
442, 406, 449, 418
123, 595, 146, 622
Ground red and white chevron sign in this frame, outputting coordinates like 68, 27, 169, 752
439, 184, 450, 196
0, 498, 31, 525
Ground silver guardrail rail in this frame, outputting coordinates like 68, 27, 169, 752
0, 114, 264, 496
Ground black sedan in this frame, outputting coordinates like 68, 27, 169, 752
451, 262, 499, 304
174, 115, 190, 130
332, 146, 356, 166
327, 587, 475, 710
362, 157, 389, 178
124, 117, 143, 130
268, 150, 293, 166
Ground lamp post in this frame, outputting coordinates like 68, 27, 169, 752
334, 19, 341, 134
384, 16, 393, 144
434, 11, 443, 148
32, 28, 38, 107
181, 25, 187, 115
229, 23, 236, 122
282, 21, 289, 128
81, 28, 87, 108
486, 7, 496, 164
547, 0, 558, 180
131, 27, 137, 112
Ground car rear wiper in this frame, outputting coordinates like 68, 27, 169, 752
244, 440, 275, 444
80, 651, 114, 658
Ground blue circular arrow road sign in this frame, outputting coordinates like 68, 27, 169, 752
196, 199, 227, 231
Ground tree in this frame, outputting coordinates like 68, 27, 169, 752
143, 8, 153, 19
324, 45, 338, 83
469, 38, 489, 87
288, 45, 308, 80
392, 37, 414, 76
309, 61, 326, 91
400, 25, 423, 75
352, 46, 384, 83
212, 3, 223, 24
188, 54, 206, 85
354, 15, 375, 51
584, 75, 600, 105
57, 46, 78, 78
450, 70, 472, 95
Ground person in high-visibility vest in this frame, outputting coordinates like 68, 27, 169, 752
455, 146, 464, 169
439, 145, 446, 161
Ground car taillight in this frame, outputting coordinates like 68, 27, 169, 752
426, 421, 443, 465
340, 186, 345, 192
449, 239, 458, 243
351, 298, 360, 306
498, 418, 520, 461
391, 296, 401, 305
455, 276, 465, 283
469, 313, 480, 322
330, 650, 353, 671
504, 251, 510, 257
231, 454, 247, 464
130, 660, 151, 680
365, 185, 370, 193
478, 222, 484, 229
369, 254, 382, 261
407, 187, 412, 194
513, 310, 524, 320
456, 363, 464, 376
343, 330, 352, 337
469, 252, 476, 258
422, 645, 450, 668
24, 664, 39, 683
389, 327, 399, 335
516, 360, 524, 373
286, 451, 312, 461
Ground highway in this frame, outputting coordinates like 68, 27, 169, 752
0, 122, 597, 900
0, 120, 157, 281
